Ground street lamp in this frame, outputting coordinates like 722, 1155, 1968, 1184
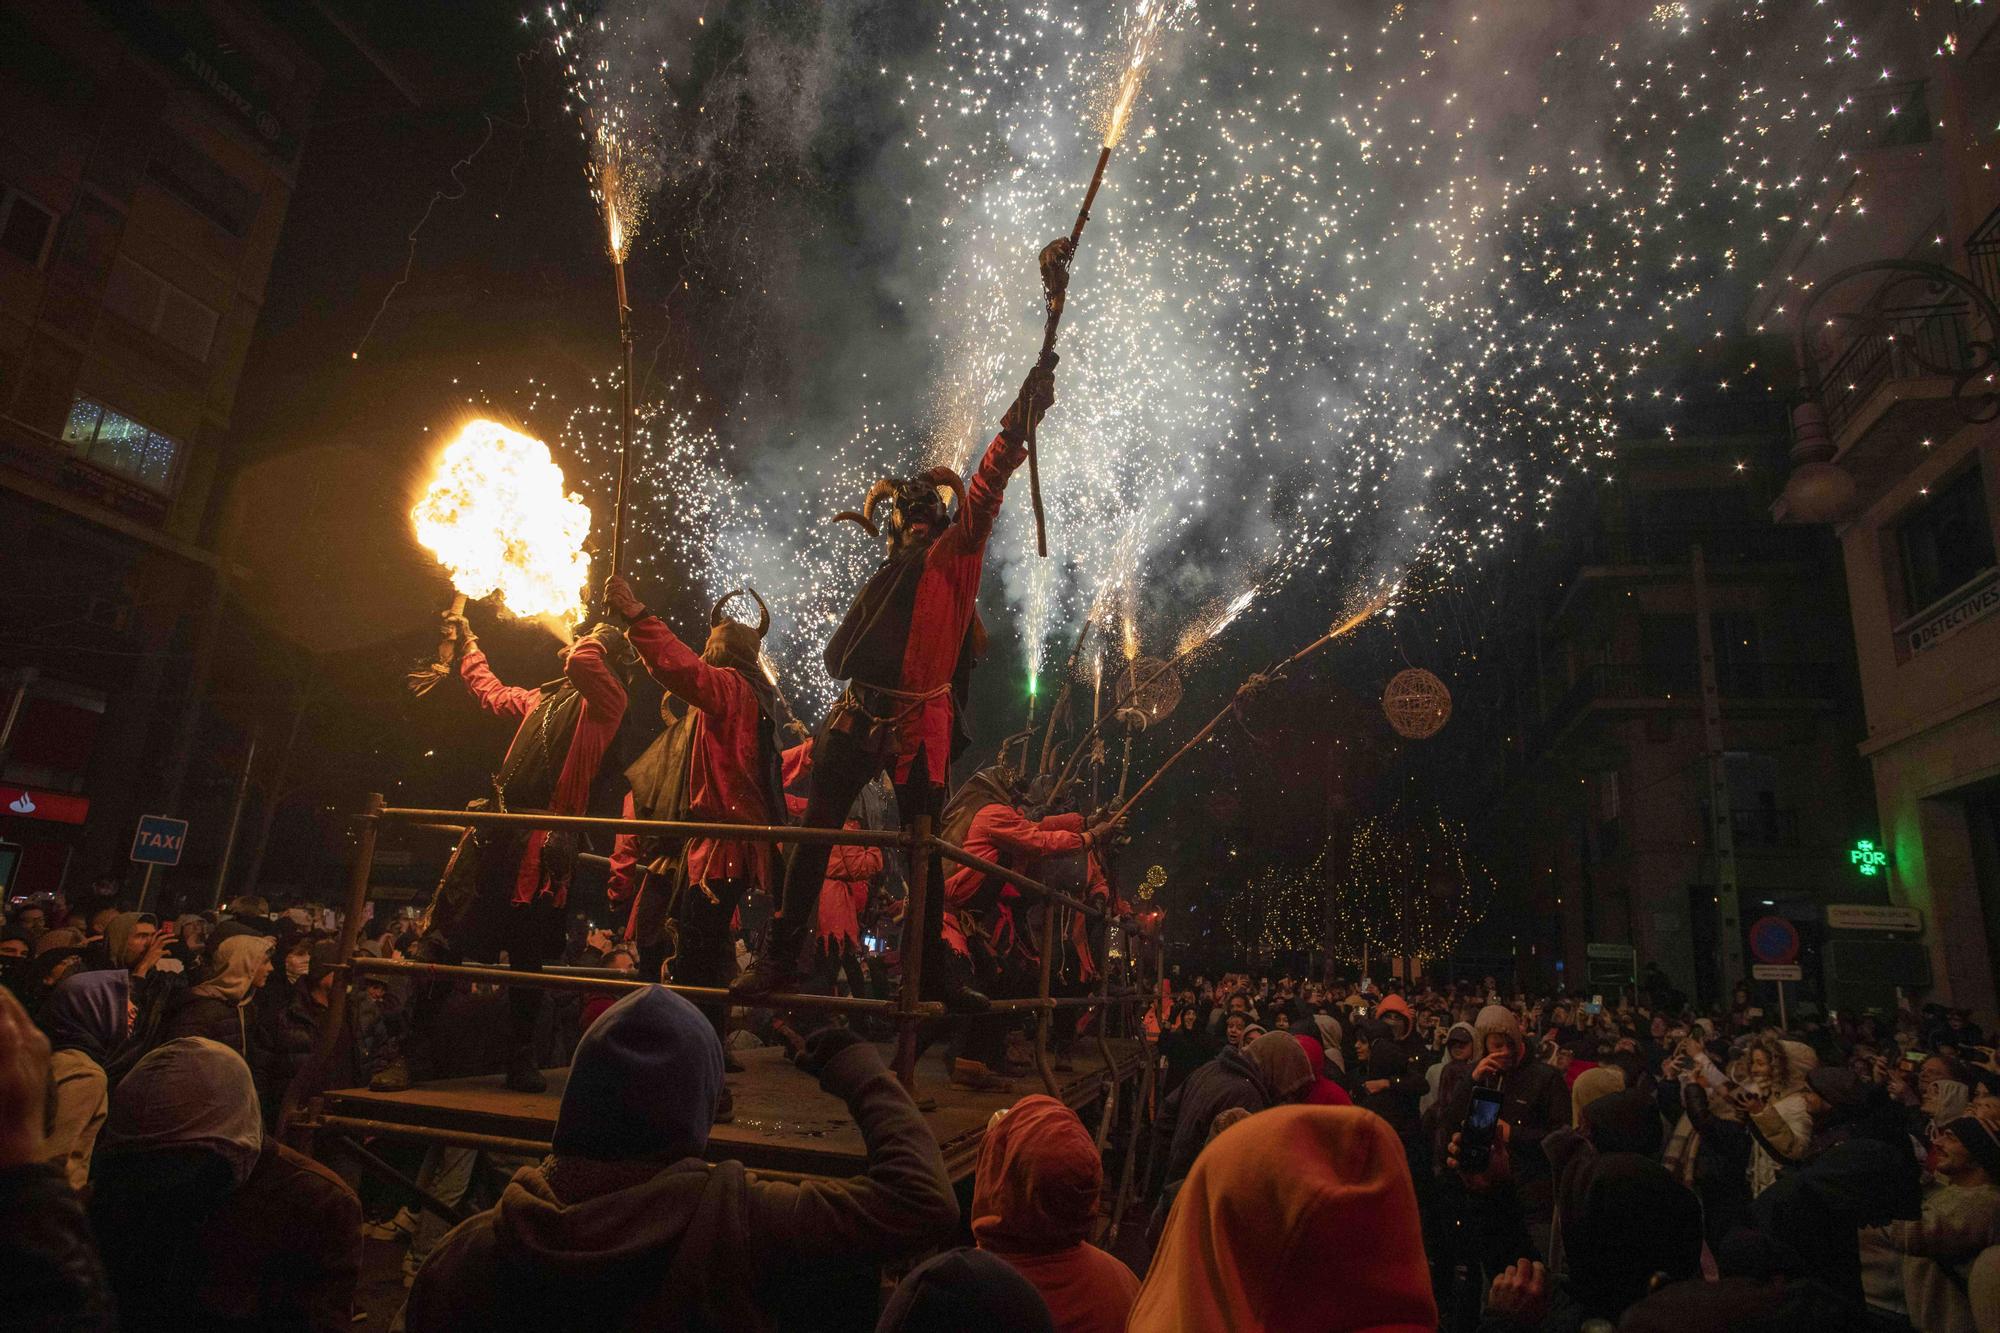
1783, 259, 2000, 523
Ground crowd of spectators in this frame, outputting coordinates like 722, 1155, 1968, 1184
7, 875, 2000, 1331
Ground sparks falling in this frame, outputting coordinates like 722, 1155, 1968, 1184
411, 419, 594, 630
521, 0, 1893, 716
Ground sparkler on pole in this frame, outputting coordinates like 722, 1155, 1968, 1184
1109, 582, 1400, 824
1015, 1, 1188, 558
600, 152, 637, 578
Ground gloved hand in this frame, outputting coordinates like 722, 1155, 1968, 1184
794, 1025, 867, 1078
443, 610, 476, 653
1039, 237, 1074, 300
1000, 354, 1059, 442
602, 575, 647, 625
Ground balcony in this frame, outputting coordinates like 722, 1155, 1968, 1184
1972, 205, 2000, 312
1543, 661, 1841, 750
1808, 300, 1985, 487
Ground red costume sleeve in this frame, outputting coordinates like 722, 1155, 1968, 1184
782, 738, 814, 785
562, 634, 627, 721
970, 804, 1089, 860
608, 791, 640, 907
935, 433, 1027, 558
626, 615, 738, 714
458, 648, 538, 719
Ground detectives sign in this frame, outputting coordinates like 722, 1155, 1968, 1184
1904, 571, 2000, 657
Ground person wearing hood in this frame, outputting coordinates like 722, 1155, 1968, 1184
970, 1095, 1138, 1333
1352, 1026, 1423, 1147
1131, 1104, 1437, 1332
0, 985, 118, 1331
89, 1037, 361, 1331
40, 969, 131, 1190
876, 1248, 1056, 1333
1158, 1004, 1214, 1102
1477, 1153, 1703, 1333
1294, 1030, 1353, 1107
1423, 1020, 1477, 1117
92, 911, 178, 1055
157, 934, 274, 1065
1152, 1029, 1315, 1197
1314, 1011, 1348, 1076
1733, 1035, 1816, 1195
403, 985, 958, 1332
1436, 1003, 1570, 1218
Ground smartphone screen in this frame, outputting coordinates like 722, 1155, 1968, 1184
1468, 1088, 1503, 1131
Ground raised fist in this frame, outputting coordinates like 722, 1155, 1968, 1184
1001, 355, 1059, 441
602, 574, 646, 623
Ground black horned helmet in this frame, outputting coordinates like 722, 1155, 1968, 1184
832, 467, 968, 551
704, 588, 770, 675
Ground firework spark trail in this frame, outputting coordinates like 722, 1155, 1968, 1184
526, 0, 1891, 718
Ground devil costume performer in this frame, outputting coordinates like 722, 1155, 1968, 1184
375, 617, 630, 1094
603, 580, 785, 1107
734, 357, 1059, 1009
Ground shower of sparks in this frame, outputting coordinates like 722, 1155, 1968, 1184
520, 0, 1901, 718
411, 419, 594, 630
547, 1, 669, 262
1100, 0, 1196, 149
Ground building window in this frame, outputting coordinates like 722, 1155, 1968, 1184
0, 186, 57, 268
1899, 464, 1996, 613
101, 255, 219, 362
58, 396, 183, 494
148, 131, 258, 237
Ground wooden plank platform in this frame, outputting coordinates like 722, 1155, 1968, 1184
319, 1038, 1145, 1181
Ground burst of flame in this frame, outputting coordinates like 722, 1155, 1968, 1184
1327, 580, 1402, 643
411, 420, 593, 629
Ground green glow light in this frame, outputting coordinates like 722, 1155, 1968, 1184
1028, 674, 1038, 700
1849, 838, 1888, 878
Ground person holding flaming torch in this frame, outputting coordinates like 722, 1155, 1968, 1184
374, 612, 633, 1095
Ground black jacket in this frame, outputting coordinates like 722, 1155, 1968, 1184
0, 1162, 116, 1331
1154, 1046, 1277, 1191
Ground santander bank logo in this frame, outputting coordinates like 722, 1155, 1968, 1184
7, 792, 33, 815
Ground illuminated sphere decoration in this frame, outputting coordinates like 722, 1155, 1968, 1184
1382, 668, 1452, 740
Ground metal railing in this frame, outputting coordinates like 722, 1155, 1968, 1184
279, 794, 1155, 1161
1970, 204, 2000, 313
1817, 303, 1977, 440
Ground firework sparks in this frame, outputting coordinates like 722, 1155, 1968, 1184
411, 419, 593, 631
521, 1, 1888, 718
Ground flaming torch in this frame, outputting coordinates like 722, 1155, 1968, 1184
1019, 0, 1193, 557
406, 420, 593, 693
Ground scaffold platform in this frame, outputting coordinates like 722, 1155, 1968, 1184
313, 1037, 1147, 1182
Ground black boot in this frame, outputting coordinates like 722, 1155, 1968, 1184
916, 948, 990, 1014
730, 925, 810, 1000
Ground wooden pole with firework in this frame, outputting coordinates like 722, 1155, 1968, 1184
1109, 585, 1399, 823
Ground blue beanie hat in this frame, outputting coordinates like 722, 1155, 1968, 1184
552, 985, 723, 1162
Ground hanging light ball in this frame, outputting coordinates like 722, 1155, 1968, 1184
1382, 667, 1452, 739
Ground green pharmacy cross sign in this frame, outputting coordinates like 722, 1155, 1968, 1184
1849, 839, 1889, 878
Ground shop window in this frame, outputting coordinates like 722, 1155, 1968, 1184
59, 395, 183, 494
1899, 464, 1996, 613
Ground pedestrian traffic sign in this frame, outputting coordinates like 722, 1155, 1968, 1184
130, 815, 188, 866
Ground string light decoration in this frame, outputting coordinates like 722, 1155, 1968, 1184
1138, 864, 1166, 901
1330, 808, 1494, 965
1222, 866, 1327, 958
1382, 668, 1452, 740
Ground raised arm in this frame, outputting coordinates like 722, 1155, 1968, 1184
941, 359, 1056, 552
459, 648, 539, 719
969, 805, 1090, 861
603, 576, 739, 715
744, 1036, 958, 1260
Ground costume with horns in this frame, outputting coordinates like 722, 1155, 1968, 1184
607, 591, 786, 1042
378, 625, 630, 1094
740, 379, 1047, 1004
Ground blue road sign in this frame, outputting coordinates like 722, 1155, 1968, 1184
130, 815, 189, 867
